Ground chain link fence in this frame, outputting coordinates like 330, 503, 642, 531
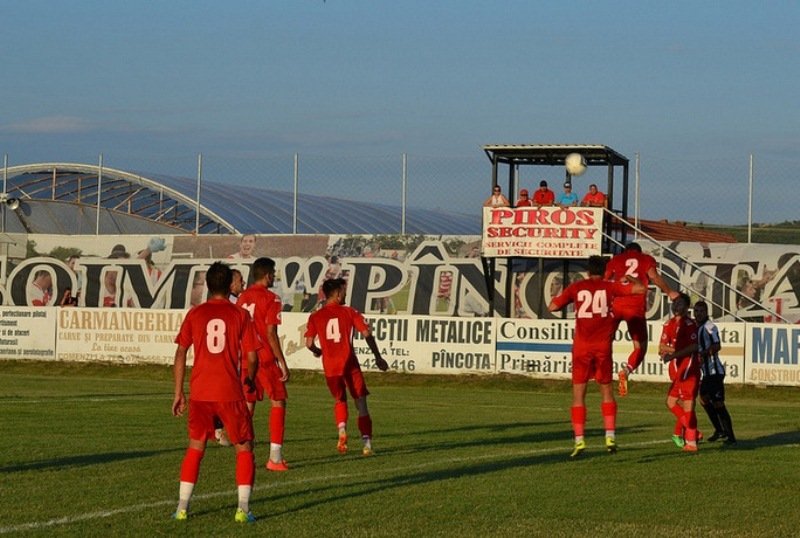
6, 151, 798, 235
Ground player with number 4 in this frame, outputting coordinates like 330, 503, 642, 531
305, 277, 389, 456
549, 255, 645, 458
604, 242, 679, 396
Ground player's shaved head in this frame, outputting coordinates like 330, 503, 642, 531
625, 242, 642, 253
206, 262, 232, 295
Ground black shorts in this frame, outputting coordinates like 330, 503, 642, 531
700, 374, 726, 403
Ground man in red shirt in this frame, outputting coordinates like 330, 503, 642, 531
604, 242, 679, 395
305, 278, 389, 455
533, 180, 555, 207
548, 256, 645, 458
237, 257, 291, 471
171, 262, 260, 523
580, 183, 608, 208
659, 292, 701, 452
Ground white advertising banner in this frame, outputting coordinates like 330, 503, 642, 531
745, 323, 800, 386
481, 207, 602, 258
495, 318, 746, 385
0, 307, 57, 360
281, 312, 496, 376
55, 308, 186, 364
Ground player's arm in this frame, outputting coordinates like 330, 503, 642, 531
359, 327, 389, 371
305, 336, 322, 357
243, 349, 258, 394
662, 341, 697, 362
266, 324, 290, 382
172, 345, 188, 417
622, 274, 646, 295
647, 266, 679, 300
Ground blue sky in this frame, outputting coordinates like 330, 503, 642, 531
1, 1, 798, 225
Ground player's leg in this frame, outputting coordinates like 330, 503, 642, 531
570, 379, 588, 458
175, 401, 211, 519
618, 316, 648, 395
349, 369, 374, 455
714, 379, 736, 444
666, 391, 686, 448
264, 362, 290, 470
220, 401, 257, 522
699, 379, 724, 441
326, 376, 349, 453
598, 383, 617, 453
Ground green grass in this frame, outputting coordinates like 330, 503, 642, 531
1, 361, 799, 537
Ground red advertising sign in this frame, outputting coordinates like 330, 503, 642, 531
481, 207, 603, 258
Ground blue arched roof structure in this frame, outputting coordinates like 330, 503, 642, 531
1, 163, 480, 235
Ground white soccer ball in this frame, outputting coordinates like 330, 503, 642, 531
565, 153, 587, 177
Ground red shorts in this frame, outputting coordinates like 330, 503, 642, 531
668, 374, 699, 401
187, 399, 254, 444
571, 347, 613, 385
614, 309, 648, 344
325, 365, 370, 402
243, 358, 288, 402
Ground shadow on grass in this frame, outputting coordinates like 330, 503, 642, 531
252, 449, 588, 518
0, 448, 182, 473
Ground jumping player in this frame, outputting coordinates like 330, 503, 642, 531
548, 255, 645, 458
171, 262, 260, 523
604, 242, 679, 395
659, 293, 701, 452
237, 257, 291, 471
305, 278, 389, 455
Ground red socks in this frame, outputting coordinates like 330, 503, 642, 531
601, 401, 617, 431
571, 405, 586, 437
179, 447, 204, 484
235, 450, 255, 486
357, 415, 373, 438
269, 406, 286, 445
334, 401, 348, 428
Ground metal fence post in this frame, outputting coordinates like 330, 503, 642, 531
195, 153, 203, 235
747, 153, 754, 244
401, 153, 407, 235
293, 153, 299, 234
96, 154, 103, 235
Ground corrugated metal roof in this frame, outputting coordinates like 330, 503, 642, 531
2, 163, 480, 235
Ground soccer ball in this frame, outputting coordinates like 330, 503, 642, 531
565, 153, 587, 177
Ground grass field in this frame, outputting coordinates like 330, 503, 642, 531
1, 360, 799, 537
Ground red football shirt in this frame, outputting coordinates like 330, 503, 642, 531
551, 278, 628, 354
305, 303, 369, 377
604, 250, 658, 314
175, 298, 260, 402
533, 189, 555, 206
237, 284, 282, 361
660, 315, 699, 381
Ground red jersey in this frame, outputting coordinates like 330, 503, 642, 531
175, 298, 260, 402
237, 284, 282, 361
604, 250, 658, 314
533, 189, 555, 206
551, 278, 628, 354
660, 315, 699, 381
305, 303, 370, 377
581, 191, 607, 207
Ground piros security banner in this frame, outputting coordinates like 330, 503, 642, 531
481, 207, 602, 258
